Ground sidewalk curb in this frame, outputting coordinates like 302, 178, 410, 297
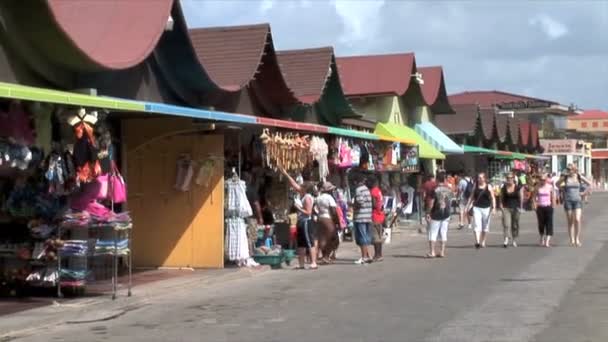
0, 265, 271, 340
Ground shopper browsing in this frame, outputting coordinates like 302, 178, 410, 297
279, 168, 318, 270
369, 177, 385, 262
352, 174, 373, 264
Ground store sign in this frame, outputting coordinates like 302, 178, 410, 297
498, 100, 552, 110
401, 145, 419, 173
540, 139, 582, 155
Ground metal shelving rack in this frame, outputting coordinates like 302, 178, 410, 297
57, 222, 132, 299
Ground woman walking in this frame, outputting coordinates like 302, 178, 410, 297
533, 173, 556, 247
280, 168, 318, 269
467, 172, 496, 249
557, 164, 592, 247
499, 173, 523, 248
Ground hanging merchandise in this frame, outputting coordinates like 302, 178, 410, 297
0, 138, 34, 170
351, 143, 361, 167
174, 155, 194, 192
392, 143, 400, 166
224, 170, 255, 266
0, 101, 35, 146
259, 130, 311, 174
195, 159, 216, 187
68, 109, 101, 183
109, 162, 127, 203
338, 138, 352, 168
401, 145, 419, 173
310, 136, 329, 181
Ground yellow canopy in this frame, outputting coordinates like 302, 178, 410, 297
374, 122, 445, 159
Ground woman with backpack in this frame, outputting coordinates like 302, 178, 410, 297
557, 164, 592, 247
466, 172, 496, 249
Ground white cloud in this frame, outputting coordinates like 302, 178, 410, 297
529, 14, 569, 40
259, 0, 274, 13
333, 0, 385, 47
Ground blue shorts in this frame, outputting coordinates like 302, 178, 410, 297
354, 222, 372, 246
564, 200, 582, 211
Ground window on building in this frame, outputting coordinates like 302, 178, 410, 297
603, 121, 608, 127
592, 122, 599, 128
581, 122, 588, 128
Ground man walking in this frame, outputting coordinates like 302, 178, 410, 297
352, 174, 373, 264
457, 172, 473, 230
426, 172, 454, 258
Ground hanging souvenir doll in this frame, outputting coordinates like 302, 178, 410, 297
67, 109, 100, 184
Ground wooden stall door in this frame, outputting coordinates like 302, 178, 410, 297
127, 134, 224, 269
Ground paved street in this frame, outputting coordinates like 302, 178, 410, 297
7, 193, 608, 342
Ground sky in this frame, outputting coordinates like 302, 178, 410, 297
181, 0, 608, 110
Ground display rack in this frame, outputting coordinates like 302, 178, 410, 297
57, 220, 132, 299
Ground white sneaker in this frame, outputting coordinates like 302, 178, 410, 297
467, 224, 472, 230
512, 240, 518, 247
354, 258, 366, 265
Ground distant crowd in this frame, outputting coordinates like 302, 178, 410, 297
419, 163, 591, 258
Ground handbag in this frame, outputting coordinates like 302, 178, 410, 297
109, 162, 127, 203
468, 183, 484, 216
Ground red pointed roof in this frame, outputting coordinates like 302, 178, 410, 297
569, 109, 608, 120
418, 66, 445, 106
47, 0, 173, 69
188, 24, 270, 91
277, 47, 333, 104
449, 90, 558, 108
336, 53, 417, 97
519, 120, 531, 145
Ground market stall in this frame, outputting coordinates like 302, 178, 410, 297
0, 100, 132, 299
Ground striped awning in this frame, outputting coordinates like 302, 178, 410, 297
415, 122, 463, 154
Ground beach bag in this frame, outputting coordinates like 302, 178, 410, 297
109, 162, 127, 203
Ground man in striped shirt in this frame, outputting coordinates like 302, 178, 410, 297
352, 174, 373, 264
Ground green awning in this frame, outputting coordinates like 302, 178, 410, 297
375, 123, 445, 159
462, 145, 498, 154
0, 82, 144, 111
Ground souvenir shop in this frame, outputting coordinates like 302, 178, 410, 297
223, 127, 331, 267
222, 125, 420, 267
345, 142, 421, 228
0, 100, 131, 298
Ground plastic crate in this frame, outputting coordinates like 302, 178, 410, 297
253, 254, 284, 268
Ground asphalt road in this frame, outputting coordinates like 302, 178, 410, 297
13, 193, 608, 342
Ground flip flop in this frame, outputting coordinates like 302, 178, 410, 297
309, 265, 319, 270
426, 253, 436, 258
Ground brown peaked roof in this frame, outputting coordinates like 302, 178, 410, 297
418, 66, 454, 114
277, 47, 333, 104
336, 53, 417, 97
188, 24, 270, 91
435, 103, 480, 135
448, 90, 558, 108
496, 115, 511, 140
47, 0, 173, 69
